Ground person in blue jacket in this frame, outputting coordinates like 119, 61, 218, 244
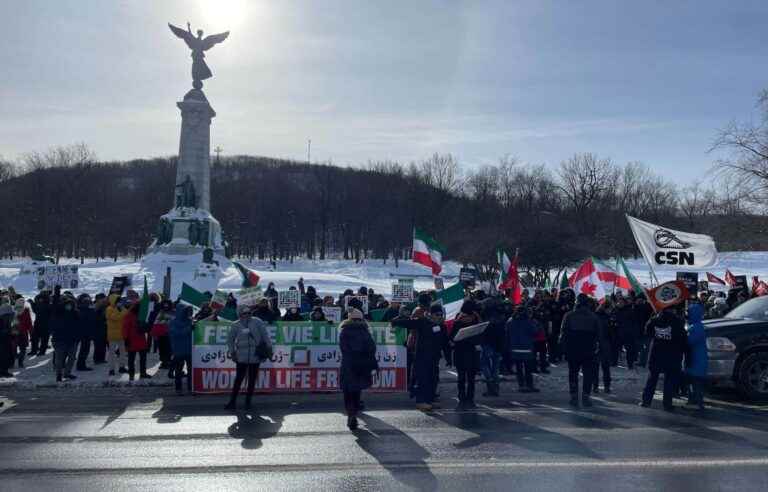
685, 302, 708, 410
169, 304, 194, 395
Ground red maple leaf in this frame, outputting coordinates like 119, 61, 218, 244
580, 282, 597, 296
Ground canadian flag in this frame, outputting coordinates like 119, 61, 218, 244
725, 270, 738, 287
569, 258, 612, 300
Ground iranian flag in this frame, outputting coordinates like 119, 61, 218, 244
569, 258, 615, 300
233, 261, 260, 288
413, 228, 444, 276
725, 270, 737, 287
437, 282, 465, 324
497, 249, 522, 304
615, 258, 646, 296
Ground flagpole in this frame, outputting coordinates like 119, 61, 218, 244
626, 214, 659, 287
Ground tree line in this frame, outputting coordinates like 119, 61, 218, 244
1, 90, 768, 277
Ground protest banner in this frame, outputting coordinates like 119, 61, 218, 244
192, 320, 407, 394
434, 277, 445, 291
36, 265, 79, 291
321, 306, 342, 323
344, 295, 369, 314
237, 287, 263, 307
391, 279, 414, 303
278, 290, 300, 309
459, 267, 478, 287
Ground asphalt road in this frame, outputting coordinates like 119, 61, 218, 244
1, 384, 767, 491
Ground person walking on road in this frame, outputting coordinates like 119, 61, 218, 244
225, 305, 272, 411
560, 294, 600, 408
640, 304, 688, 412
339, 308, 378, 430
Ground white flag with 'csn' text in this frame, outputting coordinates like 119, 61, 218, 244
626, 215, 718, 269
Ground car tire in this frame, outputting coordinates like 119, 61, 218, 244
737, 351, 768, 402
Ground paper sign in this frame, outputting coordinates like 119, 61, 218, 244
278, 290, 301, 309
237, 287, 263, 307
391, 279, 414, 303
453, 322, 489, 342
321, 306, 342, 323
344, 295, 369, 314
36, 265, 79, 291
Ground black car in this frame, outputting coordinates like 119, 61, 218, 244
705, 296, 768, 401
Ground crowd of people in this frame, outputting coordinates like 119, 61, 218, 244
0, 277, 745, 430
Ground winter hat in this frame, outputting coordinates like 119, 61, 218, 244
348, 308, 364, 320
460, 300, 478, 315
237, 304, 252, 316
429, 303, 444, 315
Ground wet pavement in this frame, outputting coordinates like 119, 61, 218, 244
1, 370, 767, 491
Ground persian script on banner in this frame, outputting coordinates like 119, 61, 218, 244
626, 215, 718, 269
191, 321, 407, 394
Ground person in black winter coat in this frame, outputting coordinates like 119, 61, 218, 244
480, 298, 506, 397
593, 301, 615, 394
50, 289, 80, 382
634, 296, 654, 367
392, 305, 449, 411
612, 297, 638, 369
75, 294, 97, 371
559, 294, 600, 407
29, 291, 53, 356
91, 294, 108, 364
339, 309, 378, 430
253, 298, 279, 324
450, 301, 484, 410
640, 305, 688, 411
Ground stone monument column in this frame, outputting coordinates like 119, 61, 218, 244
175, 90, 215, 211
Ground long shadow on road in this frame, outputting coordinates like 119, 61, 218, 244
355, 413, 439, 492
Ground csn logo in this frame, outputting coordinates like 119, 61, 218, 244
653, 229, 694, 265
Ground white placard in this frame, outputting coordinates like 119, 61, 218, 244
391, 279, 414, 303
452, 322, 489, 342
321, 306, 342, 323
237, 287, 263, 307
278, 290, 301, 309
344, 295, 369, 314
36, 265, 79, 291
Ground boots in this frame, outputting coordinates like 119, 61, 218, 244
347, 415, 358, 431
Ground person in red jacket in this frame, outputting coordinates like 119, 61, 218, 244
13, 298, 33, 368
122, 303, 151, 381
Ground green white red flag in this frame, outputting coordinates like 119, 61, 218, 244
497, 249, 522, 304
413, 228, 444, 276
232, 261, 260, 288
615, 258, 646, 296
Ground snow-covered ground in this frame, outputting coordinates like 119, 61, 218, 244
1, 251, 767, 299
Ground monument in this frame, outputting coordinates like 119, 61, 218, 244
147, 22, 230, 256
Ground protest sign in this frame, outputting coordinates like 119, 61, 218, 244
237, 287, 263, 307
698, 281, 709, 293
434, 277, 445, 291
344, 295, 369, 314
210, 290, 228, 309
278, 290, 301, 309
733, 275, 749, 295
36, 265, 79, 291
391, 279, 414, 303
459, 267, 478, 287
321, 306, 342, 323
676, 272, 699, 297
109, 276, 131, 296
192, 320, 407, 394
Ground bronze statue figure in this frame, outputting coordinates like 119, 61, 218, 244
175, 175, 197, 209
169, 22, 229, 89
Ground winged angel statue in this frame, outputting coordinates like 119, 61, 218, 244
169, 22, 229, 89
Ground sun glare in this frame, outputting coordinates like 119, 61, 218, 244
198, 0, 250, 30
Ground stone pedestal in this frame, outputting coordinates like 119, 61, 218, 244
147, 88, 225, 256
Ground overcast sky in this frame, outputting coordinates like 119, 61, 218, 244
1, 0, 766, 183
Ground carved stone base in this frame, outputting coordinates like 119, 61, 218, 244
147, 207, 224, 256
